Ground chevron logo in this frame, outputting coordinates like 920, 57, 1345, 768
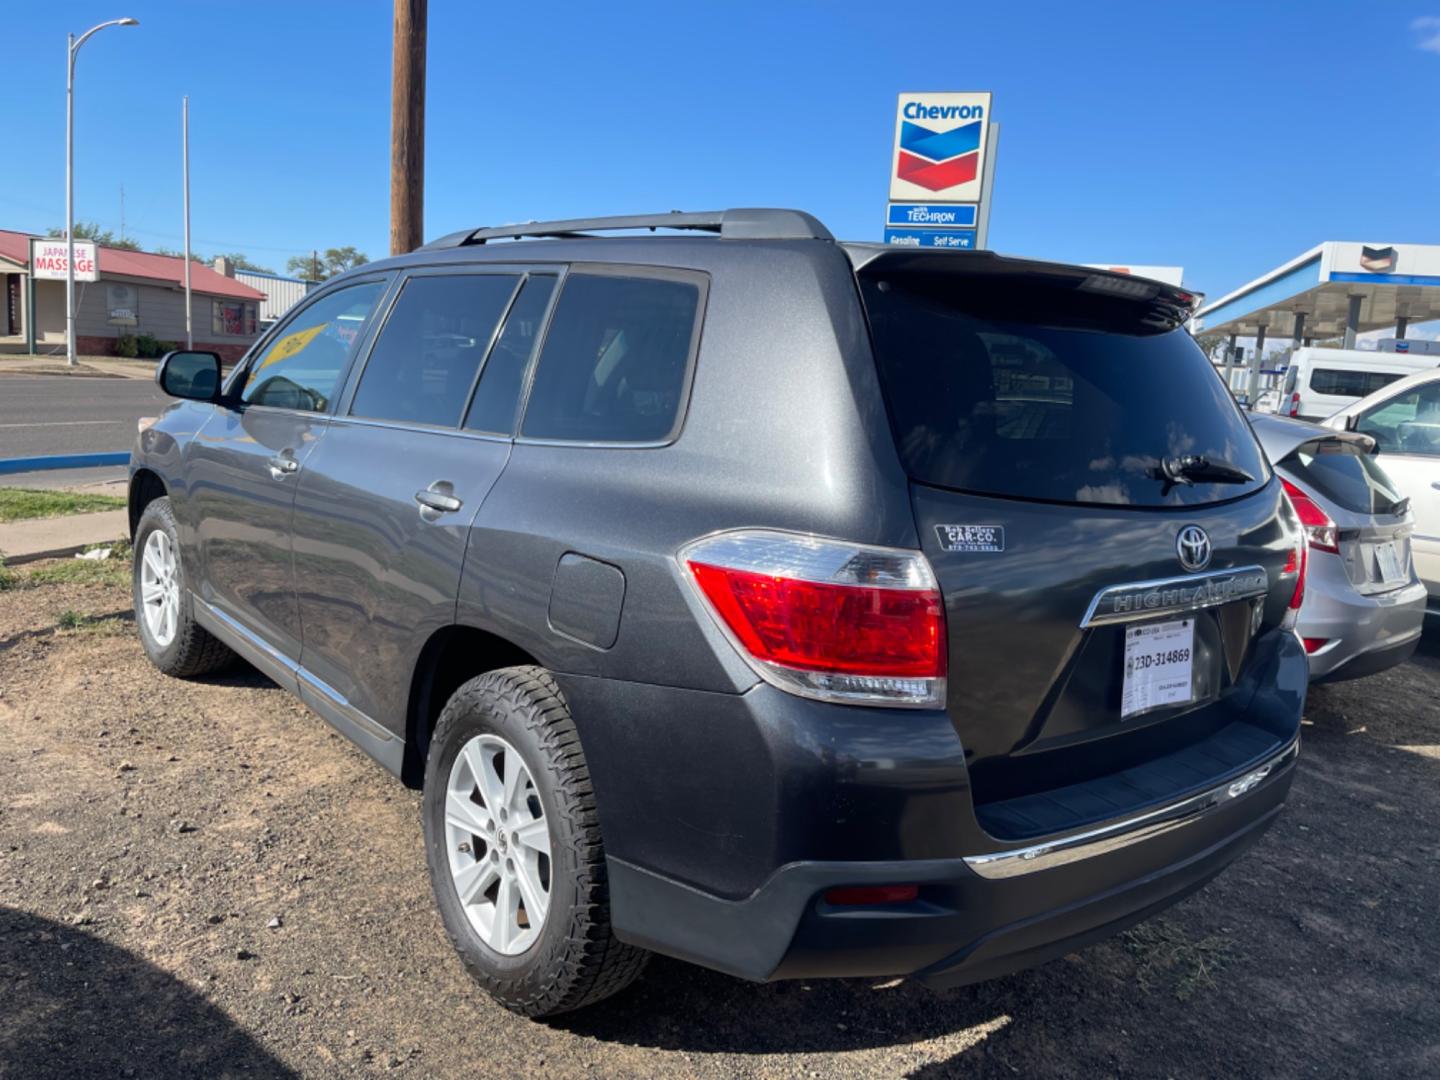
895, 119, 982, 193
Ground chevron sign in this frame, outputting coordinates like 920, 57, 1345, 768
889, 92, 991, 202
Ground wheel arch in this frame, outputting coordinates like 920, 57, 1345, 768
128, 468, 168, 540
403, 624, 541, 787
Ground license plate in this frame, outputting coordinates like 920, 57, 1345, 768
1122, 618, 1195, 719
1375, 541, 1405, 583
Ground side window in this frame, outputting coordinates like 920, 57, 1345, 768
242, 282, 386, 412
1358, 383, 1440, 456
463, 275, 556, 434
1309, 367, 1404, 398
520, 273, 700, 444
350, 274, 520, 427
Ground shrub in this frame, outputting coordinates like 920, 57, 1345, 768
135, 333, 163, 358
114, 334, 139, 358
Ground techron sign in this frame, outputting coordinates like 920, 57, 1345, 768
888, 92, 992, 202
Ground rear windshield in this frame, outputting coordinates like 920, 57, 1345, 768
1307, 367, 1406, 399
1282, 438, 1405, 516
858, 270, 1269, 507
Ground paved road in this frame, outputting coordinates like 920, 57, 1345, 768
0, 375, 169, 469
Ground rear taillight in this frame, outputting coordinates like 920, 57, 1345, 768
681, 530, 946, 708
1278, 490, 1309, 629
1287, 392, 1301, 418
1281, 478, 1339, 553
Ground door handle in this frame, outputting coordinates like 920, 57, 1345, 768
414, 481, 463, 518
267, 452, 299, 480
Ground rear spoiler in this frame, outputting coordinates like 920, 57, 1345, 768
843, 246, 1198, 332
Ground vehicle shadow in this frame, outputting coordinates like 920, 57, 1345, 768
0, 907, 297, 1079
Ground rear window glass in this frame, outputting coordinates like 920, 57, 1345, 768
1283, 439, 1405, 515
1308, 367, 1404, 398
520, 273, 700, 444
859, 270, 1268, 507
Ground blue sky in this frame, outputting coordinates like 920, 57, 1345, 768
5, 1, 1439, 303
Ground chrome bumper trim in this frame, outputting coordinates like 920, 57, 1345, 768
963, 737, 1299, 880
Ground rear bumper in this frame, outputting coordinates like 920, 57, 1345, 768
1298, 568, 1427, 681
607, 739, 1297, 984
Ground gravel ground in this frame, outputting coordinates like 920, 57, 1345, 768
1, 569, 1438, 1078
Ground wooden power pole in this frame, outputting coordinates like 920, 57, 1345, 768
389, 0, 427, 256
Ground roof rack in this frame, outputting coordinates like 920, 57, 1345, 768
419, 208, 833, 250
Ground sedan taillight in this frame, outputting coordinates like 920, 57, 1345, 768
682, 530, 946, 708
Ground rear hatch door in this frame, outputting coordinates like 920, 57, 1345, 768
854, 251, 1299, 834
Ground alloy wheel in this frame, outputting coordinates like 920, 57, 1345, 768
444, 733, 552, 955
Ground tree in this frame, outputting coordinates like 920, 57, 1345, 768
286, 246, 370, 282
47, 220, 139, 251
1192, 332, 1230, 362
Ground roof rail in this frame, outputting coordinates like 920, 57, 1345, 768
419, 208, 833, 250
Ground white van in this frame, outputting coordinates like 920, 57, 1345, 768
1276, 347, 1438, 422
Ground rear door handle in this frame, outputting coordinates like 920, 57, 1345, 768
267, 452, 299, 480
415, 481, 463, 518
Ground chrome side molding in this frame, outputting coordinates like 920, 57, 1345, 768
964, 738, 1299, 879
1080, 565, 1269, 628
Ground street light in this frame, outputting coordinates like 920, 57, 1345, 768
65, 17, 139, 366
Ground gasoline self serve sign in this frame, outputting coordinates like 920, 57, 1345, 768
888, 92, 991, 203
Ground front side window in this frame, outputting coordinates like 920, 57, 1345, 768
350, 274, 520, 428
520, 273, 700, 443
1308, 367, 1404, 399
1356, 383, 1440, 456
241, 281, 386, 412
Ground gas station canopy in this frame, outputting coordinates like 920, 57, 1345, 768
1196, 241, 1440, 341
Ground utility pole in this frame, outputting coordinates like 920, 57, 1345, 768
182, 96, 193, 348
311, 250, 319, 283
389, 0, 426, 256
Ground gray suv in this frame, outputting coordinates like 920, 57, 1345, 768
130, 209, 1309, 1018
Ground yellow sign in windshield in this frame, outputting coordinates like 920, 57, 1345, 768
248, 323, 327, 385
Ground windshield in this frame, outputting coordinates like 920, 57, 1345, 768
858, 269, 1269, 507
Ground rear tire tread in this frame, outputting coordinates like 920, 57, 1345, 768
431, 666, 648, 1017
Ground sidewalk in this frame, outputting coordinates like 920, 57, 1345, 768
0, 354, 157, 380
0, 509, 128, 564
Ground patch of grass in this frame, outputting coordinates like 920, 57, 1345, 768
12, 553, 130, 589
54, 609, 130, 637
1123, 918, 1238, 1001
0, 487, 126, 523
0, 556, 14, 591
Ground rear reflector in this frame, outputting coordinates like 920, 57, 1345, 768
1302, 637, 1329, 654
681, 530, 946, 708
824, 884, 920, 906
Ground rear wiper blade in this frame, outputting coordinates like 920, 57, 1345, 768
1156, 454, 1255, 487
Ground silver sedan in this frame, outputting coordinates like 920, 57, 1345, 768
1251, 413, 1427, 681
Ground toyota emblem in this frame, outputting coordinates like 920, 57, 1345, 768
1176, 525, 1211, 572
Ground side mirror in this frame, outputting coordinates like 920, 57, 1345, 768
156, 350, 222, 401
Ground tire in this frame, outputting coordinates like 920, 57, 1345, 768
132, 497, 236, 677
422, 666, 648, 1017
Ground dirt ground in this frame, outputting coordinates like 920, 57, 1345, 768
1, 568, 1437, 1078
